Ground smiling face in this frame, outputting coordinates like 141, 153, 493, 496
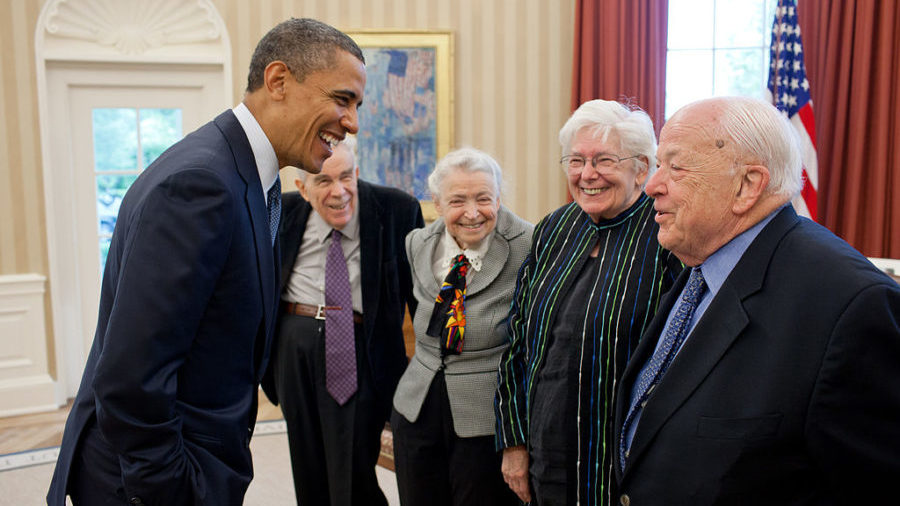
434, 168, 501, 250
567, 128, 648, 222
278, 50, 366, 173
646, 105, 743, 266
296, 142, 358, 230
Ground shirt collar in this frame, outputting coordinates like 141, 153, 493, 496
699, 204, 787, 296
232, 102, 279, 201
439, 228, 492, 272
308, 201, 360, 243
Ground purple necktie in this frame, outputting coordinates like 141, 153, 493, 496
325, 229, 357, 405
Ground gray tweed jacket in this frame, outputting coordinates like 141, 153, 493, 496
392, 205, 533, 437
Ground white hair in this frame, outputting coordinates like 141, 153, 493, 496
558, 99, 658, 178
679, 96, 803, 198
427, 147, 504, 200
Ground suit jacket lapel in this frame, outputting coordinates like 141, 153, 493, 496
214, 110, 277, 376
411, 220, 444, 298
620, 206, 801, 476
358, 181, 383, 334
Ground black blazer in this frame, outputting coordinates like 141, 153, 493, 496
48, 110, 280, 506
264, 180, 424, 412
613, 206, 900, 505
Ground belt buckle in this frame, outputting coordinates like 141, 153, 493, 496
315, 304, 327, 320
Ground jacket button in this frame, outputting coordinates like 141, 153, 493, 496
129, 497, 145, 506
620, 493, 631, 506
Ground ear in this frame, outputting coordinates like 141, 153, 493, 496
732, 164, 770, 214
433, 197, 444, 217
295, 177, 308, 200
263, 61, 290, 101
635, 155, 650, 187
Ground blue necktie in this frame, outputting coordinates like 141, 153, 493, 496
619, 267, 706, 470
267, 177, 281, 246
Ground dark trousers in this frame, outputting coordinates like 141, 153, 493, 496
67, 422, 130, 505
391, 371, 519, 506
273, 314, 388, 506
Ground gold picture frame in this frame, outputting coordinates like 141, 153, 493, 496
346, 30, 454, 222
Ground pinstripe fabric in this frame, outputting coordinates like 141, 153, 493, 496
495, 194, 682, 505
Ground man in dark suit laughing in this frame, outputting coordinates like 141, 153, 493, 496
48, 18, 365, 506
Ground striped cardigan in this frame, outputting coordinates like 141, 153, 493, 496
495, 193, 682, 505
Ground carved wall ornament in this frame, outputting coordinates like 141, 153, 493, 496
43, 0, 222, 54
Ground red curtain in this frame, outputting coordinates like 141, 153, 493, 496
799, 0, 900, 258
571, 0, 669, 131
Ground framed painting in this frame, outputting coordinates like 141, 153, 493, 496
346, 31, 454, 221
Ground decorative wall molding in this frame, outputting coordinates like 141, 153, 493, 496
39, 0, 228, 63
0, 274, 56, 417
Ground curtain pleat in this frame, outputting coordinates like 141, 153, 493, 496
800, 0, 900, 257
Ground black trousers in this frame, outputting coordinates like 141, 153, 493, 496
273, 314, 388, 506
391, 371, 519, 506
67, 422, 131, 505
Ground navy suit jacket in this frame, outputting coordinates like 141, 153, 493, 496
48, 110, 280, 506
263, 181, 424, 415
614, 206, 900, 505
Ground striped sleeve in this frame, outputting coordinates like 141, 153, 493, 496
494, 219, 543, 449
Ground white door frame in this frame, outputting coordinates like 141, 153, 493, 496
35, 0, 232, 402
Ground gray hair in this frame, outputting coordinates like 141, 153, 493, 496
246, 18, 364, 92
427, 147, 504, 201
295, 134, 358, 180
677, 96, 803, 198
558, 99, 658, 178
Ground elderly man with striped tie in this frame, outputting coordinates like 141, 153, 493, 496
613, 96, 900, 505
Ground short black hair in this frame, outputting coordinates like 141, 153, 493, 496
245, 18, 364, 93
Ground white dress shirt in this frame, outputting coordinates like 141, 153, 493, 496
431, 228, 493, 284
232, 102, 280, 203
282, 207, 363, 313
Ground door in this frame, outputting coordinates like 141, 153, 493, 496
47, 63, 226, 394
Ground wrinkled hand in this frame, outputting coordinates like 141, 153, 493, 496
501, 445, 531, 503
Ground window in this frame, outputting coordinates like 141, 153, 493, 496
92, 108, 182, 270
666, 0, 779, 119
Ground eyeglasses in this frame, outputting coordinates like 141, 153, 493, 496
560, 153, 640, 174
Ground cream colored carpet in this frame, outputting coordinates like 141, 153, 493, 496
0, 421, 399, 506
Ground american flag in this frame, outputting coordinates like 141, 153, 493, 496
767, 0, 818, 221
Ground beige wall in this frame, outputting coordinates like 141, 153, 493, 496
1, 0, 573, 370
212, 0, 574, 217
0, 1, 46, 276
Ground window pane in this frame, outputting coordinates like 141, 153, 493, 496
93, 108, 138, 171
96, 174, 138, 236
765, 0, 779, 48
666, 50, 714, 118
714, 48, 767, 98
99, 237, 112, 273
714, 0, 767, 48
140, 108, 183, 167
668, 0, 714, 49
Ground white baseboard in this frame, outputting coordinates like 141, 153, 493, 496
0, 274, 59, 416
